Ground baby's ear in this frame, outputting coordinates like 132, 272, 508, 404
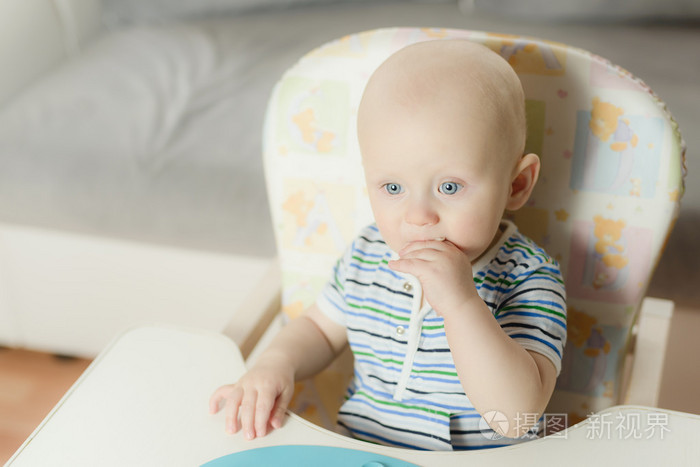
506, 153, 540, 211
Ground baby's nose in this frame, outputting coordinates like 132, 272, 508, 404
405, 201, 439, 226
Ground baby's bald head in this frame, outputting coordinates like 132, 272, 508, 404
357, 39, 527, 168
357, 40, 541, 259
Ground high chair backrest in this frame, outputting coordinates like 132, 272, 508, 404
262, 28, 685, 427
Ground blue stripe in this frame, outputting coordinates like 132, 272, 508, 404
358, 381, 471, 413
475, 268, 534, 282
476, 279, 563, 294
509, 333, 562, 358
450, 411, 480, 420
355, 359, 461, 385
515, 298, 566, 311
349, 395, 450, 426
346, 310, 399, 328
352, 247, 386, 259
528, 274, 564, 285
497, 310, 566, 329
410, 360, 455, 370
351, 342, 405, 358
344, 309, 446, 337
423, 316, 444, 323
378, 265, 405, 280
476, 267, 562, 285
346, 294, 411, 315
342, 425, 432, 450
476, 282, 514, 294
349, 263, 380, 273
323, 292, 348, 315
408, 372, 461, 386
352, 343, 455, 370
501, 247, 545, 264
421, 330, 447, 339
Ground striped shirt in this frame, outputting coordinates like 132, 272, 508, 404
316, 221, 567, 451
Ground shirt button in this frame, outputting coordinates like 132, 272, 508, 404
396, 326, 405, 336
403, 282, 412, 292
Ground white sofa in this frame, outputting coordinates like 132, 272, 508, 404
1, 0, 697, 359
0, 0, 483, 357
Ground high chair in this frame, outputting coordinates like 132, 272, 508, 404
258, 27, 686, 433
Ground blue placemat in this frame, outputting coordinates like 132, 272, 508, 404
201, 445, 420, 467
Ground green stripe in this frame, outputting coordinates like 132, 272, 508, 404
332, 259, 345, 292
351, 255, 391, 266
352, 351, 458, 377
334, 273, 345, 292
499, 304, 566, 320
474, 270, 563, 288
473, 275, 496, 285
503, 240, 547, 259
412, 367, 459, 377
347, 302, 410, 322
509, 271, 565, 288
538, 270, 565, 285
355, 390, 449, 418
353, 351, 403, 367
351, 255, 379, 265
346, 301, 444, 330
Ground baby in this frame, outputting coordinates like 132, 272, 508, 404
210, 39, 567, 450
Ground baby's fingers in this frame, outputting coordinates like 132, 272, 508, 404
209, 385, 234, 414
239, 389, 260, 440
398, 238, 448, 256
209, 389, 223, 415
253, 387, 279, 438
388, 257, 427, 276
221, 387, 244, 434
269, 385, 294, 429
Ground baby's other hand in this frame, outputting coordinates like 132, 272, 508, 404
209, 357, 294, 440
388, 239, 477, 317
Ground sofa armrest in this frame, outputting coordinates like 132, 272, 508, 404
0, 0, 102, 106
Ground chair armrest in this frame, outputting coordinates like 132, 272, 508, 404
221, 258, 282, 360
245, 311, 287, 366
622, 297, 674, 406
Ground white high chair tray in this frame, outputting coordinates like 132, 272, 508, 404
8, 326, 700, 466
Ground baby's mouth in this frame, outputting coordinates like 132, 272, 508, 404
407, 236, 446, 243
396, 237, 447, 254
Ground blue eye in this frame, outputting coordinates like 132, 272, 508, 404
384, 183, 404, 195
439, 181, 462, 195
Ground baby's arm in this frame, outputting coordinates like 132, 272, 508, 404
209, 303, 347, 440
441, 298, 558, 438
389, 239, 558, 438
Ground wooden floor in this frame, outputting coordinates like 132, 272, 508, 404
0, 348, 91, 464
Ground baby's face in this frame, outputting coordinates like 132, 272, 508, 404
358, 40, 527, 263
361, 102, 514, 263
